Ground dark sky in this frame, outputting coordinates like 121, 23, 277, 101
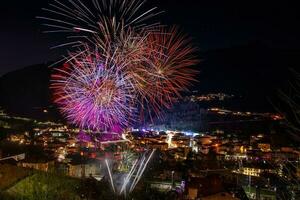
0, 0, 300, 75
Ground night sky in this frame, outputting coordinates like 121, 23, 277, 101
1, 0, 300, 76
0, 0, 300, 115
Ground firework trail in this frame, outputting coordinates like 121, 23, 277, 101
104, 149, 155, 195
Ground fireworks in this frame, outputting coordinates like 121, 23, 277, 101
41, 0, 199, 131
130, 27, 199, 117
105, 149, 156, 195
38, 0, 162, 50
51, 48, 136, 130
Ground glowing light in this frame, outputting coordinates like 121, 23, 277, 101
166, 132, 174, 148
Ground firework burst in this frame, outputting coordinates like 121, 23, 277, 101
38, 0, 162, 50
128, 27, 199, 118
51, 48, 136, 130
42, 0, 199, 131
